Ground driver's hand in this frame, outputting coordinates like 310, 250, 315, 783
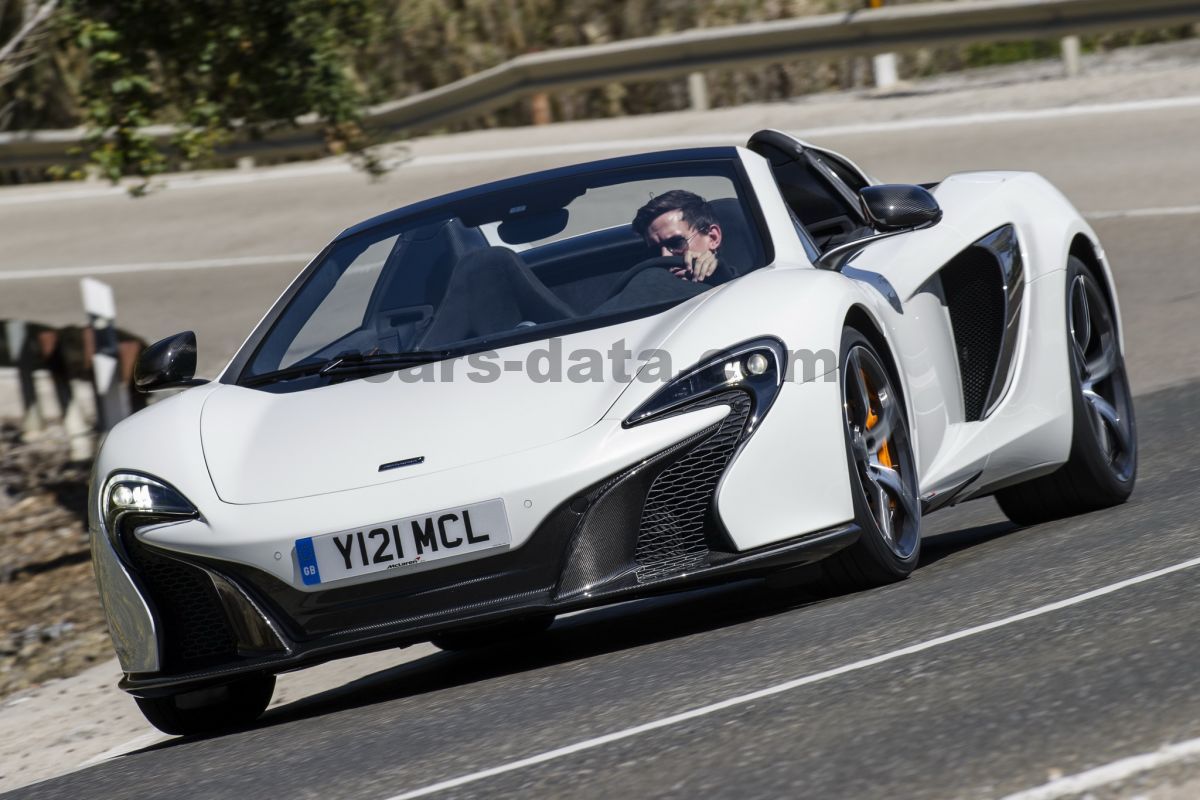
670, 250, 718, 282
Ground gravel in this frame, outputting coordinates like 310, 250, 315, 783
0, 422, 112, 701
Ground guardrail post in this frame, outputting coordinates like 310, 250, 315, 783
687, 72, 710, 112
62, 384, 92, 461
81, 278, 131, 434
529, 92, 552, 125
872, 53, 900, 90
866, 1, 899, 90
1061, 35, 1083, 77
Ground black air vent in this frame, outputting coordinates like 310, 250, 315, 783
123, 538, 238, 669
634, 391, 751, 582
940, 248, 1006, 422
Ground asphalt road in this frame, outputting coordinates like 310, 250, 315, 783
4, 61, 1200, 800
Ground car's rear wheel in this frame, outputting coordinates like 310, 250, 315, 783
134, 673, 275, 736
430, 613, 555, 652
820, 328, 922, 590
995, 257, 1136, 524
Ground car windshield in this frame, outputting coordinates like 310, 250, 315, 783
240, 160, 768, 385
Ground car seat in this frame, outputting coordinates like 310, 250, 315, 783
418, 247, 575, 347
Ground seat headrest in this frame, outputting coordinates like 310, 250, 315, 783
708, 197, 758, 276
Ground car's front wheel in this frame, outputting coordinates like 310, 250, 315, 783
820, 328, 922, 590
134, 672, 275, 736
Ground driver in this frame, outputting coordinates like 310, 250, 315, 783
632, 189, 724, 283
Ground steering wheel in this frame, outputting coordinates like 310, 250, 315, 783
604, 255, 687, 301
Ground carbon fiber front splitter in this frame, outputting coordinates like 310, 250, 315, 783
119, 521, 858, 697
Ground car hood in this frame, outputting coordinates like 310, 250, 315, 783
200, 301, 713, 504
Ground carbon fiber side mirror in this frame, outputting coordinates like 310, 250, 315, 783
860, 184, 943, 232
817, 185, 942, 270
134, 331, 208, 393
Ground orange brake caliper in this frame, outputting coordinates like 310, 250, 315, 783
862, 369, 895, 470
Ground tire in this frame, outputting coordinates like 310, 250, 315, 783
995, 256, 1137, 525
430, 613, 555, 652
135, 673, 275, 736
820, 328, 922, 590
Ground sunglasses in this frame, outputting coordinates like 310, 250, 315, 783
654, 227, 709, 255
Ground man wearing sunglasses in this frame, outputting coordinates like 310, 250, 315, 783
632, 189, 726, 283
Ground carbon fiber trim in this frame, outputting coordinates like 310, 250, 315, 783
978, 226, 1025, 417
555, 427, 717, 600
860, 184, 942, 231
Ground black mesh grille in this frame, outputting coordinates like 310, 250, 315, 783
941, 248, 1005, 422
122, 537, 238, 669
634, 391, 751, 582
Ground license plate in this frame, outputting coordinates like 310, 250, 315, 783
295, 499, 510, 586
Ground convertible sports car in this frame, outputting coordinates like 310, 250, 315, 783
90, 129, 1136, 734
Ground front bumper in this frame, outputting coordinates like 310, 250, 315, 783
101, 391, 858, 696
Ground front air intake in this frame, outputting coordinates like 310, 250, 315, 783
634, 391, 751, 582
122, 537, 238, 669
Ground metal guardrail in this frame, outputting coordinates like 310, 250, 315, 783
1, 0, 1198, 172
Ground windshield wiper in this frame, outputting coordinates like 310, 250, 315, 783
318, 350, 454, 376
243, 350, 453, 387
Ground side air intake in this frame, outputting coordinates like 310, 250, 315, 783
939, 225, 1024, 422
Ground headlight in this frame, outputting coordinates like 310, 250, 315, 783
624, 337, 786, 432
101, 473, 198, 539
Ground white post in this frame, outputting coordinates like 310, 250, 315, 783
872, 52, 900, 90
81, 278, 131, 435
1061, 35, 1082, 78
63, 380, 93, 462
687, 71, 710, 112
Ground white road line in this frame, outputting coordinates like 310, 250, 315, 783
1084, 204, 1200, 221
998, 737, 1200, 800
383, 554, 1200, 800
3, 95, 1200, 206
0, 253, 311, 281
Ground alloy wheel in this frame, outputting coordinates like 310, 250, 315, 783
1068, 273, 1135, 482
843, 346, 920, 559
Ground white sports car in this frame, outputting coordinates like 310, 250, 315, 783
90, 130, 1136, 734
